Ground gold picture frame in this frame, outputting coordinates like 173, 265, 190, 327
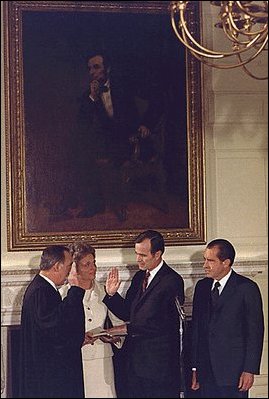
4, 1, 205, 250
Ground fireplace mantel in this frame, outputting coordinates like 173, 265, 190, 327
1, 259, 266, 326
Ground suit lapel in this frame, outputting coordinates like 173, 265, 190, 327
214, 270, 237, 311
131, 264, 169, 313
205, 278, 213, 321
130, 273, 145, 313
141, 271, 162, 297
208, 271, 238, 321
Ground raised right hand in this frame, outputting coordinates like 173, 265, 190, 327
105, 267, 121, 296
68, 264, 89, 290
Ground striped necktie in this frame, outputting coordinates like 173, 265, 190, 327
142, 271, 151, 292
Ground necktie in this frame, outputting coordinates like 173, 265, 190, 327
142, 271, 150, 292
211, 281, 221, 307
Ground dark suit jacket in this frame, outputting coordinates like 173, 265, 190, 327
19, 275, 85, 398
103, 262, 184, 385
70, 77, 141, 211
76, 76, 140, 167
191, 270, 264, 386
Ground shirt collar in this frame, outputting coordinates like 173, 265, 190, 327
212, 269, 232, 291
104, 79, 110, 90
148, 259, 164, 278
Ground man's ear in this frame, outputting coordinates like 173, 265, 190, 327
154, 250, 162, 260
223, 259, 231, 269
53, 261, 61, 272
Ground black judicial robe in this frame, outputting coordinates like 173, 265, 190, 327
19, 274, 85, 398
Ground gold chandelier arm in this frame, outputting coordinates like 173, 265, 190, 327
221, 3, 268, 40
187, 34, 268, 70
171, 11, 226, 58
222, 18, 253, 44
177, 8, 226, 56
221, 1, 268, 38
225, 6, 268, 38
222, 20, 268, 46
170, 1, 268, 79
235, 1, 268, 19
224, 21, 268, 41
239, 54, 268, 80
172, 8, 267, 58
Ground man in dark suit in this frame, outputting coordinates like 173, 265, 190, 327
19, 245, 87, 398
74, 52, 153, 222
191, 238, 264, 398
103, 230, 185, 398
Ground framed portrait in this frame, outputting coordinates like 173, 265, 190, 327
4, 1, 205, 250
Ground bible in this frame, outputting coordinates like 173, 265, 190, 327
89, 326, 127, 338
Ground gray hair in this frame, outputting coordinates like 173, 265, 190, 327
39, 245, 70, 271
68, 241, 96, 264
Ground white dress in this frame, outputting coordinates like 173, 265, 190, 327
60, 281, 124, 398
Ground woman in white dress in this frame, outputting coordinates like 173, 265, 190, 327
60, 241, 124, 398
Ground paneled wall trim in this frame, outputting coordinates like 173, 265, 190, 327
1, 259, 266, 326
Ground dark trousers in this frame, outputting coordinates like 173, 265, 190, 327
198, 354, 248, 398
200, 382, 248, 398
127, 374, 179, 398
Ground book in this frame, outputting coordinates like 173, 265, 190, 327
89, 326, 127, 338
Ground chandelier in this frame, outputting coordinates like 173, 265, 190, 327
170, 1, 268, 80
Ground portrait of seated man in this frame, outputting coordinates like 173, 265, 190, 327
66, 52, 168, 222
70, 52, 159, 222
49, 49, 170, 225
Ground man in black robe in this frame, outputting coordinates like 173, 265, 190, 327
19, 245, 86, 398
